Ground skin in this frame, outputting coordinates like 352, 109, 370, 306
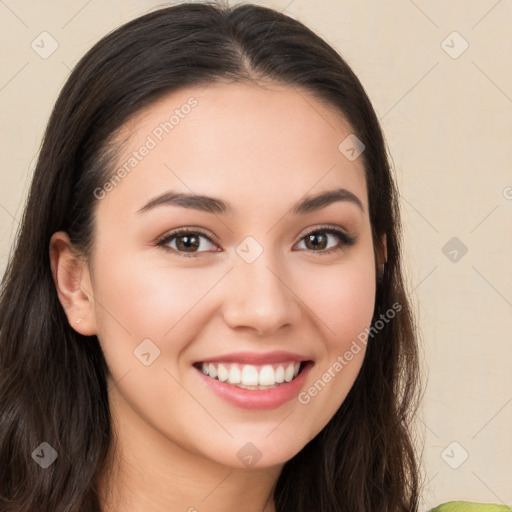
50, 81, 386, 512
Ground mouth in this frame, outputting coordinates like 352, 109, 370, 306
193, 360, 309, 390
192, 351, 314, 410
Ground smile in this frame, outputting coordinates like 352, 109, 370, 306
192, 351, 314, 409
195, 361, 303, 389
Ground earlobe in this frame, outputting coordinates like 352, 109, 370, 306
49, 231, 97, 336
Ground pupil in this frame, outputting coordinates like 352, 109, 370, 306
307, 233, 326, 250
178, 235, 199, 251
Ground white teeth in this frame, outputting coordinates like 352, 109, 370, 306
284, 364, 295, 382
217, 363, 229, 382
208, 363, 217, 379
275, 365, 285, 383
259, 365, 275, 386
236, 383, 278, 390
228, 365, 241, 384
198, 361, 303, 387
241, 365, 259, 386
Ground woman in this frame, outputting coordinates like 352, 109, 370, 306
0, 2, 507, 511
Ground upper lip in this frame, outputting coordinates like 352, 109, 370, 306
194, 351, 312, 365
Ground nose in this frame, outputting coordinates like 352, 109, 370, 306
222, 253, 301, 336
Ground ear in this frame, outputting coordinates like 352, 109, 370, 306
49, 231, 97, 336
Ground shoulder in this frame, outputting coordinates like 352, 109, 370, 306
429, 501, 512, 512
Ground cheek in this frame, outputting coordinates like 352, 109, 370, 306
332, 273, 375, 346
292, 254, 376, 426
301, 257, 377, 350
91, 249, 218, 343
88, 251, 218, 426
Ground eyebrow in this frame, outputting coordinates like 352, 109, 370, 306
137, 187, 364, 216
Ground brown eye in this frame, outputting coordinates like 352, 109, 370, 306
303, 232, 329, 251
157, 229, 219, 258
295, 227, 356, 255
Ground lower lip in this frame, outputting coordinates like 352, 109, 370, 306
195, 363, 313, 410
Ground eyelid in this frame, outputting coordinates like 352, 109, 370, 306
155, 226, 220, 247
156, 223, 356, 257
293, 224, 357, 256
295, 223, 354, 243
155, 227, 221, 259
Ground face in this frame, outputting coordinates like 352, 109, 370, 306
76, 81, 377, 469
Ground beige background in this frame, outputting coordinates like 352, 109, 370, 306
1, 0, 511, 509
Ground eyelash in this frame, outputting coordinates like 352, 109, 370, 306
156, 224, 356, 259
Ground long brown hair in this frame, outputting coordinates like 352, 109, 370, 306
0, 2, 424, 510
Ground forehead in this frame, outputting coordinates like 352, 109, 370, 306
100, 81, 368, 216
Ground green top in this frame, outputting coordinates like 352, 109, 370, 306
430, 502, 511, 512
